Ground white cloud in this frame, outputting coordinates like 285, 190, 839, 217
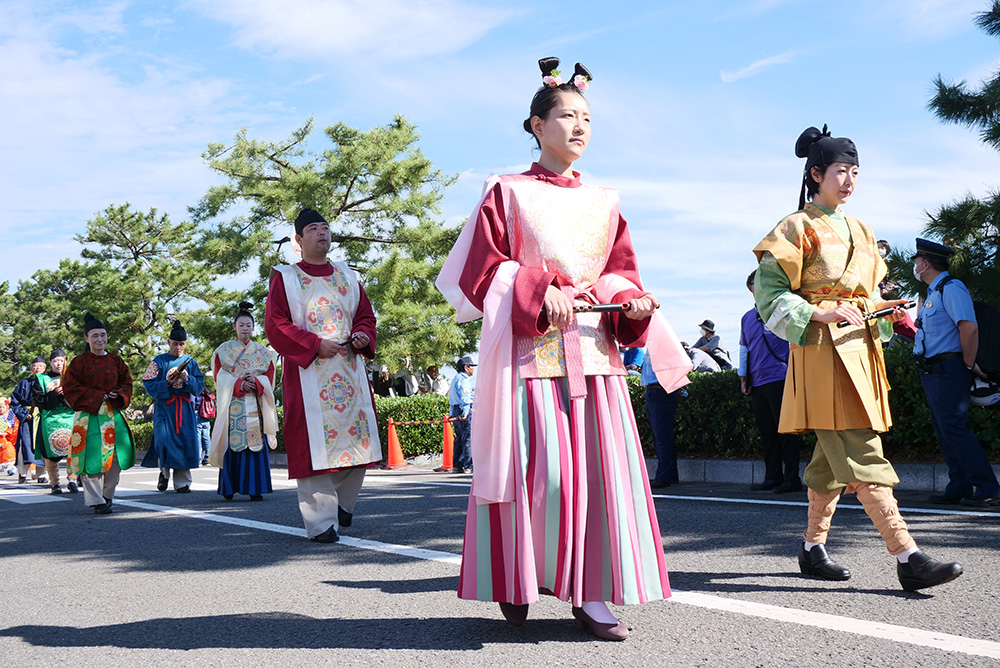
189, 0, 519, 62
866, 0, 986, 42
720, 50, 797, 83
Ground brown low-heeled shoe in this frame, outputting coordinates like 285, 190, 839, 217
498, 602, 529, 626
572, 606, 629, 641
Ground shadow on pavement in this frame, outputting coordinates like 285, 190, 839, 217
0, 612, 599, 650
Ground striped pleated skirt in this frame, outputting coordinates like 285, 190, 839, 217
457, 375, 670, 607
218, 446, 273, 497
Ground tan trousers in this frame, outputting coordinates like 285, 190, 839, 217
81, 454, 122, 507
296, 468, 366, 538
44, 458, 77, 486
804, 484, 917, 555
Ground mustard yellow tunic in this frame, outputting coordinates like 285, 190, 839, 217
753, 203, 899, 490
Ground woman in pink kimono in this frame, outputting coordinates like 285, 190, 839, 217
437, 58, 691, 640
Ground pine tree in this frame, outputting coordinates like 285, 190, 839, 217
891, 1, 1000, 305
191, 116, 479, 371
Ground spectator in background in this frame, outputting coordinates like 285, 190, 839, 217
195, 390, 212, 466
641, 351, 681, 488
420, 365, 449, 395
877, 240, 917, 343
372, 365, 395, 397
620, 346, 646, 377
693, 320, 732, 369
739, 270, 802, 493
681, 341, 721, 374
394, 360, 419, 397
448, 355, 476, 474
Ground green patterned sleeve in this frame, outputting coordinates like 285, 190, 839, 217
754, 252, 815, 346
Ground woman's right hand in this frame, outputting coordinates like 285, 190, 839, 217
543, 285, 574, 330
811, 303, 865, 327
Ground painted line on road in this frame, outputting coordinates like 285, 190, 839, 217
0, 487, 68, 504
110, 489, 998, 660
113, 498, 462, 565
366, 477, 1000, 518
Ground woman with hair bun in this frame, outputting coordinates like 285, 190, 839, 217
208, 302, 278, 501
752, 125, 962, 592
437, 58, 691, 640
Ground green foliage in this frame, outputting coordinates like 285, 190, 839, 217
0, 204, 226, 398
192, 116, 478, 370
129, 420, 153, 450
374, 393, 451, 458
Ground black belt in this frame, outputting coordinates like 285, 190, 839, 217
923, 352, 962, 366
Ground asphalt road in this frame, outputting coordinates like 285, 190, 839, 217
1, 463, 998, 667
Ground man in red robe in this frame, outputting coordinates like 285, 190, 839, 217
265, 208, 382, 543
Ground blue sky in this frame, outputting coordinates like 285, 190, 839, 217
2, 0, 999, 353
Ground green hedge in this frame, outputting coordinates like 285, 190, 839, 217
374, 393, 451, 458
367, 342, 999, 463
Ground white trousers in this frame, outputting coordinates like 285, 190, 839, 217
160, 467, 192, 490
296, 468, 366, 538
82, 454, 122, 507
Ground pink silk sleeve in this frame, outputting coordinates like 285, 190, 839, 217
458, 182, 556, 338
264, 271, 321, 369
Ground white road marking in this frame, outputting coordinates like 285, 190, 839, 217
109, 485, 998, 660
0, 487, 68, 504
3, 475, 999, 659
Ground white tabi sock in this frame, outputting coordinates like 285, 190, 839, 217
804, 541, 822, 551
896, 547, 919, 563
580, 601, 619, 625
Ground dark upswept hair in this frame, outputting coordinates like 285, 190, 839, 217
522, 57, 593, 149
234, 301, 254, 325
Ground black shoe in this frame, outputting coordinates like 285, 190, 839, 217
175, 485, 190, 494
798, 542, 851, 581
650, 479, 672, 489
67, 481, 79, 493
774, 480, 804, 494
338, 506, 353, 527
201, 459, 209, 466
93, 503, 112, 515
310, 525, 340, 543
50, 485, 63, 495
751, 480, 780, 491
498, 602, 529, 627
898, 550, 963, 592
928, 493, 963, 505
960, 496, 1000, 508
250, 494, 263, 502
104, 496, 113, 508
223, 494, 234, 501
36, 476, 48, 485
17, 475, 26, 484
157, 473, 168, 491
452, 467, 466, 474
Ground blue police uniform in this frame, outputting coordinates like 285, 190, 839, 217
914, 248, 1000, 504
448, 367, 475, 472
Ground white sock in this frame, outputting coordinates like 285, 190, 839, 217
580, 601, 619, 625
896, 547, 919, 564
804, 541, 822, 551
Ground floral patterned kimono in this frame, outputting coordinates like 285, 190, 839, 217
437, 163, 691, 607
61, 351, 134, 477
753, 202, 898, 491
209, 339, 277, 496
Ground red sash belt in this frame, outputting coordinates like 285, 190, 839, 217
164, 395, 192, 434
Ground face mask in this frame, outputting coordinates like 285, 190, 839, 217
913, 261, 924, 281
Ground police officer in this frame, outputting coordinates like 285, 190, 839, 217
912, 238, 1000, 507
448, 356, 476, 474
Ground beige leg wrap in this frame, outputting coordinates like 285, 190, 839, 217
847, 482, 917, 555
45, 459, 60, 485
803, 488, 842, 544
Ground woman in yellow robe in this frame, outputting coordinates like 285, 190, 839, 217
753, 125, 962, 592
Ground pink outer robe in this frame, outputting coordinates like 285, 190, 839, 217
265, 260, 379, 479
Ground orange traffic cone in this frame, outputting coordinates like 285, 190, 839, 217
434, 416, 454, 472
385, 418, 410, 469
